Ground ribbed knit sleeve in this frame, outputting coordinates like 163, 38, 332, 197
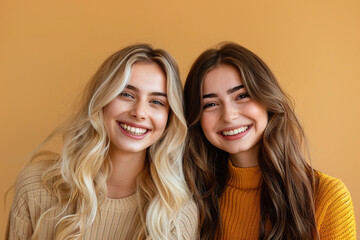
7, 191, 32, 239
315, 173, 357, 239
7, 161, 54, 240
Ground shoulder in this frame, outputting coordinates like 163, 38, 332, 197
315, 172, 352, 207
315, 172, 356, 239
13, 160, 54, 203
15, 161, 51, 192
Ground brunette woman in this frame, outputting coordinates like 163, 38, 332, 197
184, 42, 356, 239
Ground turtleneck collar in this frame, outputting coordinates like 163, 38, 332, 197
227, 159, 262, 190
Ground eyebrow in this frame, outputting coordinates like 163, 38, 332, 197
125, 84, 167, 97
203, 85, 244, 99
227, 85, 244, 94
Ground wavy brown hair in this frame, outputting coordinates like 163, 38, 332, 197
183, 42, 319, 240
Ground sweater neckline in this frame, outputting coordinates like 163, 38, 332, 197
227, 159, 262, 190
101, 193, 138, 210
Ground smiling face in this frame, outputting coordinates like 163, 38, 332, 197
200, 64, 268, 167
103, 62, 169, 158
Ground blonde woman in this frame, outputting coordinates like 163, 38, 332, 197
7, 44, 198, 239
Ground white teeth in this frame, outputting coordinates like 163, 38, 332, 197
120, 123, 147, 135
222, 126, 249, 136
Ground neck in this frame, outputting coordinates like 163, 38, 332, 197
230, 143, 260, 168
106, 146, 146, 199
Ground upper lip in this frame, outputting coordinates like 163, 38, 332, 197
218, 124, 252, 133
117, 121, 150, 130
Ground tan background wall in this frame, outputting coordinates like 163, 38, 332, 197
1, 0, 359, 237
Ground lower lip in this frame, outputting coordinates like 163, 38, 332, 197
219, 125, 252, 141
118, 123, 149, 140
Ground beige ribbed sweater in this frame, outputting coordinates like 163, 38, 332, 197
7, 162, 198, 239
218, 160, 357, 239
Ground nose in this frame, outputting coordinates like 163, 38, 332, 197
222, 102, 238, 123
130, 101, 147, 120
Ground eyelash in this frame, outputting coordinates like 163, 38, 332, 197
120, 92, 134, 98
203, 92, 250, 109
236, 93, 250, 100
151, 100, 165, 106
120, 93, 165, 106
203, 102, 216, 109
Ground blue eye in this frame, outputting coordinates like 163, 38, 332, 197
120, 92, 134, 98
151, 100, 165, 106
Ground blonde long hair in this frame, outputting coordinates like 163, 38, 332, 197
31, 44, 190, 239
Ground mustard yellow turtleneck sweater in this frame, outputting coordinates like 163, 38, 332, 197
218, 160, 356, 240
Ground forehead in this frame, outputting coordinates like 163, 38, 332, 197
202, 64, 243, 94
129, 62, 167, 92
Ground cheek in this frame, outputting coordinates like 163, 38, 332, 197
245, 103, 268, 128
103, 99, 120, 116
154, 109, 170, 130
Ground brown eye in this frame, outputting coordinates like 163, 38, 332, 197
236, 93, 249, 100
203, 102, 217, 109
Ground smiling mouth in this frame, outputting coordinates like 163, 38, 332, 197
120, 123, 148, 135
221, 125, 250, 136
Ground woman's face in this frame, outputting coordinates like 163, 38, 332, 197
103, 62, 169, 157
200, 64, 268, 166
